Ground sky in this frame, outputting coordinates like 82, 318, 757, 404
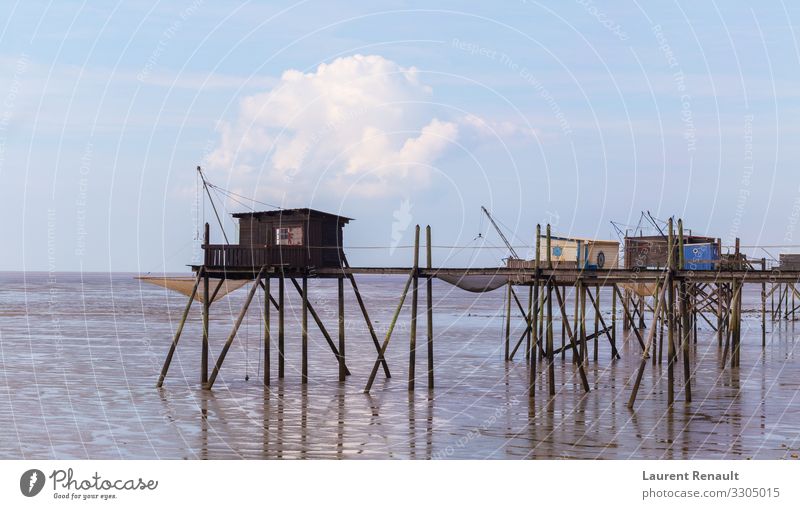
1, 0, 799, 272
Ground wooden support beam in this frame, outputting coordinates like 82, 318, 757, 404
364, 270, 415, 393
551, 327, 611, 355
613, 285, 647, 352
343, 256, 390, 378
509, 288, 548, 360
627, 278, 668, 409
289, 278, 351, 376
157, 268, 203, 388
585, 288, 620, 359
209, 277, 226, 305
205, 267, 266, 389
552, 285, 590, 392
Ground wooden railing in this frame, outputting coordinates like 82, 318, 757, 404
203, 244, 343, 268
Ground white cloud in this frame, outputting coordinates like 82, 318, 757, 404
207, 54, 533, 200
207, 55, 451, 198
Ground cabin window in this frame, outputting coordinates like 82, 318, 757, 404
275, 226, 303, 246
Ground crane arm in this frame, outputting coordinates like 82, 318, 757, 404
481, 206, 520, 259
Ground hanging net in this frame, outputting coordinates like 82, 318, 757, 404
137, 276, 250, 303
436, 274, 508, 293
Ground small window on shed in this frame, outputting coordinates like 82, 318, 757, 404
275, 226, 303, 246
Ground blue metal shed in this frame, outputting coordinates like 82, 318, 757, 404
683, 243, 719, 270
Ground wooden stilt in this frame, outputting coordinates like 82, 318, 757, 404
593, 285, 599, 362
426, 225, 434, 390
504, 282, 512, 362
338, 276, 346, 382
678, 219, 691, 402
572, 282, 578, 363
667, 218, 676, 406
289, 278, 350, 375
529, 225, 541, 398
639, 295, 645, 329
264, 275, 270, 387
613, 285, 646, 351
278, 273, 285, 379
585, 289, 620, 359
202, 272, 210, 386
762, 258, 766, 348
717, 283, 723, 347
302, 275, 308, 384
579, 281, 587, 365
157, 268, 203, 388
343, 256, 390, 377
364, 271, 415, 393
206, 267, 266, 389
553, 286, 590, 392
546, 225, 555, 396
201, 224, 210, 387
527, 284, 534, 361
611, 284, 617, 348
628, 278, 668, 408
409, 225, 420, 392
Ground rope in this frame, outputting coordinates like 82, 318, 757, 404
206, 182, 282, 211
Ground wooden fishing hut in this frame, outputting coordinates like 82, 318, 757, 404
152, 184, 800, 414
156, 207, 397, 390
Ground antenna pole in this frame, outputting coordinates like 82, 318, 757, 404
197, 166, 230, 245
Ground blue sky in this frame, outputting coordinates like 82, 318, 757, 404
2, 1, 799, 272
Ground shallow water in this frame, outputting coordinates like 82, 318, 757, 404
1, 272, 799, 459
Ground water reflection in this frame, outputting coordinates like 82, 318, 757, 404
2, 273, 800, 459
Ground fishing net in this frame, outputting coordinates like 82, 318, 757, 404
137, 276, 250, 303
436, 274, 508, 293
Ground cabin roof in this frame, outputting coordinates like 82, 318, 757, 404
232, 208, 353, 222
625, 234, 716, 242
542, 235, 619, 244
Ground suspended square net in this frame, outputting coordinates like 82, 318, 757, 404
137, 276, 250, 303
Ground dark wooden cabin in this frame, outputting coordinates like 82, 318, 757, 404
624, 234, 719, 269
203, 208, 352, 270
